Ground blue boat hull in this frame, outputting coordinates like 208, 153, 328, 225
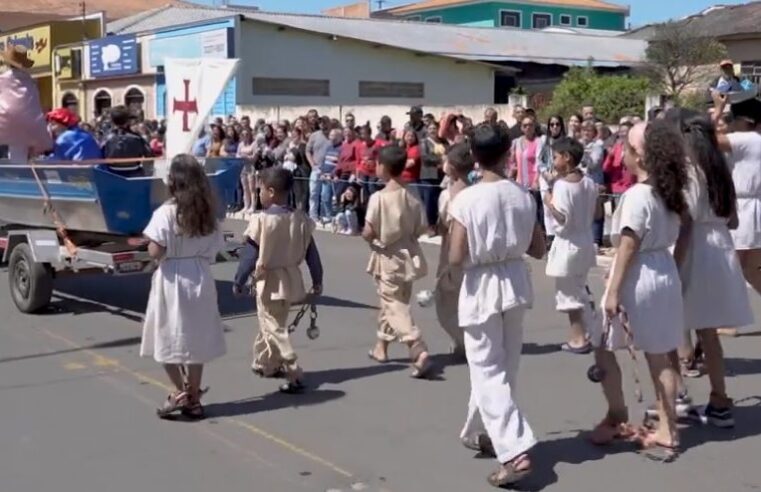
0, 158, 243, 236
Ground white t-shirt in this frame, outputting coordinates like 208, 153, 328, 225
610, 183, 680, 251
450, 180, 536, 326
726, 131, 761, 198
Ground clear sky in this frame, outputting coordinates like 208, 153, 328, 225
194, 0, 748, 26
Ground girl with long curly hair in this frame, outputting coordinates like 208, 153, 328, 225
589, 121, 688, 461
141, 154, 226, 420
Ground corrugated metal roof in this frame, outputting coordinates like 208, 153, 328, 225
388, 0, 629, 15
624, 3, 761, 41
108, 5, 645, 67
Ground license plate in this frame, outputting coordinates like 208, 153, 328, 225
117, 261, 144, 273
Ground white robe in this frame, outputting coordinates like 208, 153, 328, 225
141, 203, 227, 364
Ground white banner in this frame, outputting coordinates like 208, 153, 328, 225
164, 57, 239, 159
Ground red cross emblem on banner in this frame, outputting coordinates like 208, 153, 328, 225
172, 79, 198, 132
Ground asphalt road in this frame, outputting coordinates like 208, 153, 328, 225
2, 230, 761, 492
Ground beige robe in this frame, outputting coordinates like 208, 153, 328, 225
245, 207, 314, 374
366, 186, 428, 343
435, 188, 465, 350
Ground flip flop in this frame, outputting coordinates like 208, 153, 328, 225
635, 431, 680, 463
487, 456, 532, 488
561, 342, 593, 355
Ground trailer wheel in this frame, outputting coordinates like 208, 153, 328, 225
8, 242, 53, 313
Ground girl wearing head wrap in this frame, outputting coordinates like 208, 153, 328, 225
589, 121, 688, 462
46, 108, 102, 161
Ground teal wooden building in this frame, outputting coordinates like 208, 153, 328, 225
384, 0, 629, 32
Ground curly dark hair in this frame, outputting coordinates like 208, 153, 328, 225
168, 154, 218, 237
642, 120, 688, 216
665, 108, 736, 219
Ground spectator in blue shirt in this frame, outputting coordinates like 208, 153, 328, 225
315, 129, 342, 224
192, 127, 212, 157
46, 108, 102, 161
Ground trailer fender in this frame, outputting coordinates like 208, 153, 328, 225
2, 230, 61, 264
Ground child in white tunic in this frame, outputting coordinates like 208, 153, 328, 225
591, 122, 686, 460
544, 138, 598, 354
449, 124, 546, 488
142, 154, 227, 420
712, 92, 761, 302
673, 111, 753, 428
434, 143, 474, 357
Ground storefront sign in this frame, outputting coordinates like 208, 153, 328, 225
149, 28, 232, 67
0, 26, 52, 70
89, 35, 139, 78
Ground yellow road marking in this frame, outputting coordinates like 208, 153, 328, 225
62, 362, 86, 370
39, 328, 353, 479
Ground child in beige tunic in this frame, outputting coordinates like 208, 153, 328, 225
363, 145, 433, 378
435, 143, 474, 357
235, 168, 323, 394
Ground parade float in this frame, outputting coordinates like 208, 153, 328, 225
0, 56, 243, 313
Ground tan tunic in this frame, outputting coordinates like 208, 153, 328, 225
244, 207, 315, 372
435, 187, 465, 350
365, 186, 428, 282
245, 207, 314, 304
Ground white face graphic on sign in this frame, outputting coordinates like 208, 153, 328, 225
101, 44, 121, 69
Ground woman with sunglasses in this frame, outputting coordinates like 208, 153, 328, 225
538, 116, 567, 245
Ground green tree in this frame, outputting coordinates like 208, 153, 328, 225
645, 21, 727, 98
542, 67, 651, 122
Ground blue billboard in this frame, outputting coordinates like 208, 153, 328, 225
89, 34, 139, 78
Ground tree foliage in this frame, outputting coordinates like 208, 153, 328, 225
541, 67, 651, 123
645, 21, 727, 97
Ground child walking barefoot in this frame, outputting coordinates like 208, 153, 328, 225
142, 154, 227, 420
544, 138, 599, 354
450, 124, 546, 488
591, 121, 687, 461
670, 109, 754, 427
435, 143, 475, 358
233, 167, 324, 394
363, 145, 433, 378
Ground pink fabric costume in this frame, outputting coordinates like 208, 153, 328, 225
0, 68, 51, 161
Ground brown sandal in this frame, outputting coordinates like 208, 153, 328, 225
487, 455, 532, 488
410, 341, 433, 379
181, 395, 206, 420
634, 429, 680, 463
156, 391, 190, 419
588, 416, 636, 445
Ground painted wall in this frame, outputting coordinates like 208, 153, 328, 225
148, 19, 237, 118
403, 1, 626, 31
237, 21, 495, 107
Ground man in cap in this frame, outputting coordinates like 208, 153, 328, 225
405, 106, 427, 142
0, 45, 51, 162
46, 107, 102, 161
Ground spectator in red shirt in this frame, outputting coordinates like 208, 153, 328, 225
401, 129, 422, 193
376, 115, 397, 144
149, 129, 164, 157
335, 126, 361, 199
603, 119, 636, 208
357, 124, 383, 203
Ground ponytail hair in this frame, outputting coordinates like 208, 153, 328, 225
642, 120, 688, 215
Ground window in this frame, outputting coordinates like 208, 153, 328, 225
532, 13, 552, 29
425, 16, 442, 23
124, 87, 145, 112
93, 89, 112, 116
559, 14, 572, 26
577, 16, 589, 27
252, 77, 330, 97
359, 81, 424, 99
499, 10, 521, 28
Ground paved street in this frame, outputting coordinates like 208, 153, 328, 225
1, 230, 761, 492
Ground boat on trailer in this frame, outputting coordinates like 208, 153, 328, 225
0, 157, 245, 313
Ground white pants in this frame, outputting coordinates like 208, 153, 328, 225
460, 307, 536, 463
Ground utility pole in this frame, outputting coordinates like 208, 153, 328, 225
80, 1, 86, 41
376, 0, 386, 10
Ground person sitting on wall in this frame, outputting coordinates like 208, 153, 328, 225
46, 108, 102, 161
101, 105, 153, 176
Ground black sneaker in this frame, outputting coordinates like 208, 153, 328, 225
704, 404, 735, 428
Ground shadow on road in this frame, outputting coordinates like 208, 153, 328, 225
726, 357, 761, 377
308, 363, 407, 387
204, 389, 345, 418
522, 343, 561, 356
0, 335, 142, 364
